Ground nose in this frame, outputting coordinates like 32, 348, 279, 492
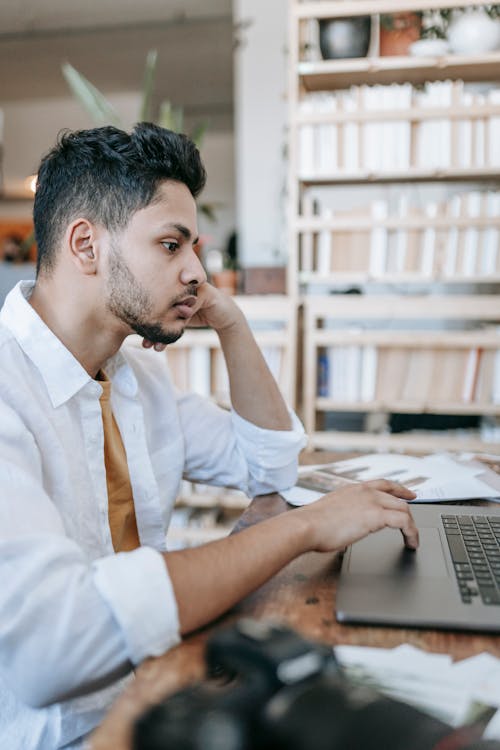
179, 247, 207, 287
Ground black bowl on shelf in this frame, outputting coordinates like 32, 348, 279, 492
319, 16, 372, 59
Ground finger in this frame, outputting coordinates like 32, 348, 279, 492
365, 478, 416, 500
382, 508, 420, 550
153, 343, 166, 352
142, 339, 153, 348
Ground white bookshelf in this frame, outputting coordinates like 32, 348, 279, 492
288, 0, 500, 452
297, 52, 500, 91
303, 295, 500, 452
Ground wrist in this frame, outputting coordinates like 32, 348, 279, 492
272, 508, 313, 558
214, 305, 246, 338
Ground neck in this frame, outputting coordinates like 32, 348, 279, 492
29, 276, 127, 378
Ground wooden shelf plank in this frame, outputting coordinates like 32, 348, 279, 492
298, 52, 500, 91
299, 167, 500, 185
311, 331, 500, 347
294, 216, 500, 231
296, 104, 500, 125
309, 430, 500, 453
315, 398, 500, 416
303, 294, 500, 320
299, 272, 500, 285
294, 0, 488, 20
170, 329, 288, 349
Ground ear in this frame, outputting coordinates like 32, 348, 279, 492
68, 219, 99, 275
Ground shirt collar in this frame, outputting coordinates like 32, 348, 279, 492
0, 281, 137, 407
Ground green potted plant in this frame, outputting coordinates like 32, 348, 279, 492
62, 51, 217, 229
410, 6, 500, 55
206, 232, 239, 295
379, 11, 423, 56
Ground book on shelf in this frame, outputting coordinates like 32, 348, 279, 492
298, 81, 500, 177
429, 349, 469, 404
298, 97, 315, 175
188, 346, 211, 397
461, 192, 482, 277
493, 349, 500, 406
166, 348, 190, 391
393, 195, 409, 274
300, 189, 500, 281
400, 348, 435, 404
415, 80, 453, 170
317, 350, 329, 397
443, 194, 462, 278
320, 95, 338, 174
212, 349, 230, 405
300, 192, 315, 273
457, 90, 474, 169
316, 208, 332, 275
419, 202, 438, 277
474, 92, 486, 168
487, 88, 500, 168
475, 349, 496, 405
340, 87, 360, 171
317, 339, 500, 408
462, 347, 483, 404
360, 345, 377, 403
481, 192, 500, 275
369, 200, 388, 277
375, 347, 409, 403
326, 344, 362, 402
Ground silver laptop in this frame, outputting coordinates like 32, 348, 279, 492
336, 504, 500, 632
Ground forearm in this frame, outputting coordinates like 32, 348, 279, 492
164, 510, 310, 634
218, 313, 292, 431
165, 479, 419, 635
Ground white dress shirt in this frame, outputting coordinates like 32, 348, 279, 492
0, 282, 306, 750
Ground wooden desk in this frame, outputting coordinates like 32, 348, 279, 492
91, 490, 499, 750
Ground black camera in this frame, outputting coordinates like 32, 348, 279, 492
133, 619, 499, 750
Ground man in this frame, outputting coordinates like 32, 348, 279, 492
0, 123, 418, 749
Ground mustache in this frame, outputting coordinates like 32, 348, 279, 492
170, 285, 199, 305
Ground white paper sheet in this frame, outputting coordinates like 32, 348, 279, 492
334, 644, 500, 730
281, 453, 500, 506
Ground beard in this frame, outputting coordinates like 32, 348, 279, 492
105, 244, 187, 346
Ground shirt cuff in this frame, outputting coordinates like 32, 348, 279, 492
92, 546, 180, 665
231, 408, 307, 495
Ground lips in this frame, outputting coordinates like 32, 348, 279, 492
172, 296, 197, 319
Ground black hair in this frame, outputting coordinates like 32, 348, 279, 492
33, 122, 206, 275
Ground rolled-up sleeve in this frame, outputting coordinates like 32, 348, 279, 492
178, 387, 306, 497
92, 546, 180, 664
230, 408, 307, 497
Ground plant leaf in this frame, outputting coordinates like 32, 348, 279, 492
158, 100, 184, 133
198, 202, 217, 223
139, 49, 158, 122
190, 120, 208, 149
62, 62, 121, 126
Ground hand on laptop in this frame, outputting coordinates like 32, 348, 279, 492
295, 479, 419, 552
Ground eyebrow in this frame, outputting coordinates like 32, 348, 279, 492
161, 222, 199, 246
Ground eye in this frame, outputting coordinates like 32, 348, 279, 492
161, 240, 179, 253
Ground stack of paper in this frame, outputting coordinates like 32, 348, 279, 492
282, 452, 500, 506
334, 644, 500, 739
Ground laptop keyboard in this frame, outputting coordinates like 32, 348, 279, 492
442, 514, 500, 606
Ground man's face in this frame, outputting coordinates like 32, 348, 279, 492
105, 179, 206, 345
